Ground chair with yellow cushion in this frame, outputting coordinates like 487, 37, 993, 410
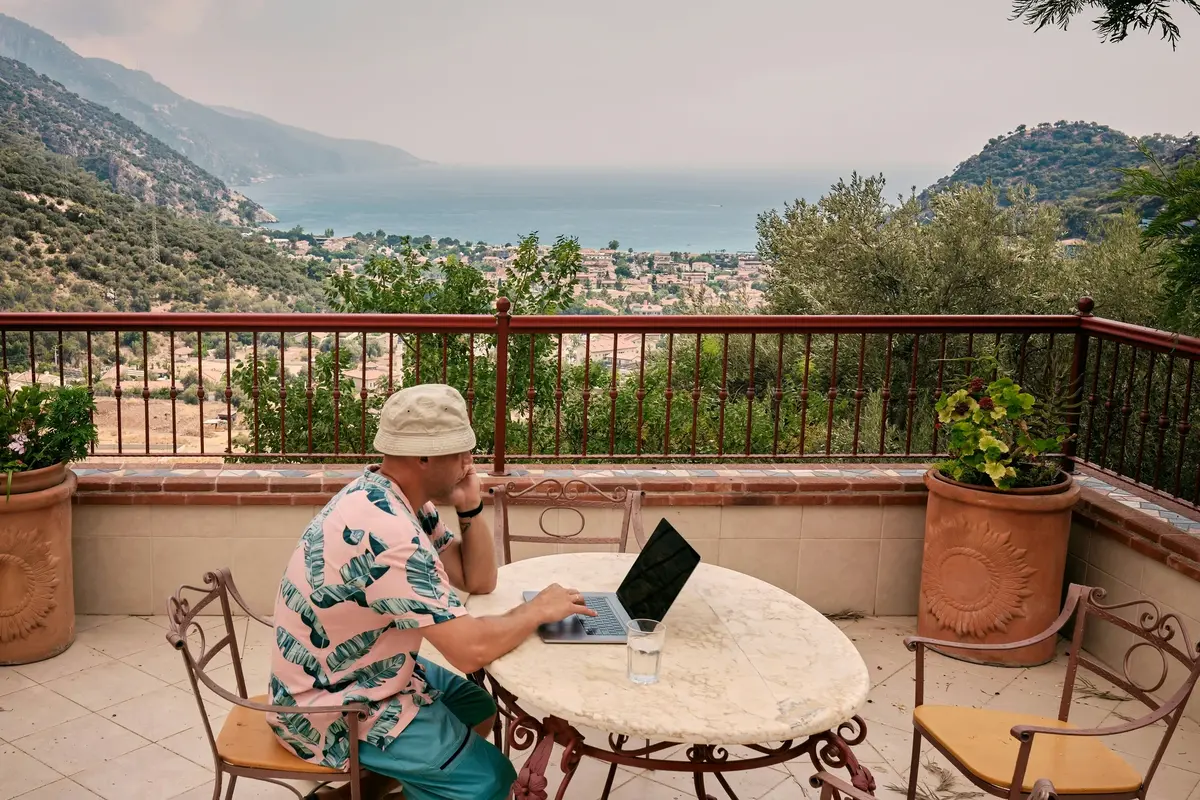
167, 568, 369, 800
903, 583, 1200, 800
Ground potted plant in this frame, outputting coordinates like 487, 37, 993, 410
1, 383, 97, 665
918, 356, 1080, 666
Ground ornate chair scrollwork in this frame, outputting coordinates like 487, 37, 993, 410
903, 583, 1200, 800
166, 568, 369, 800
490, 478, 646, 566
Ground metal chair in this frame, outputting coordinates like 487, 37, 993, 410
490, 477, 646, 565
903, 583, 1200, 800
167, 568, 369, 800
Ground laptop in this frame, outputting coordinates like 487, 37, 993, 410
522, 518, 701, 644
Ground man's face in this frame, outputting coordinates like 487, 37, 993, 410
423, 451, 471, 498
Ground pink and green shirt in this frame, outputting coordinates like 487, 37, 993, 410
267, 466, 466, 768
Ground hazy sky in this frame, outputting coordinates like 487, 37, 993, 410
2, 0, 1197, 169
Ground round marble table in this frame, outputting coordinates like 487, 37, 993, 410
466, 552, 875, 800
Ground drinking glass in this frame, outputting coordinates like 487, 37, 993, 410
626, 619, 666, 684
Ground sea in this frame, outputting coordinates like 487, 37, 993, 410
235, 165, 941, 253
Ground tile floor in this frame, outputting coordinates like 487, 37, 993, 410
2, 615, 1199, 800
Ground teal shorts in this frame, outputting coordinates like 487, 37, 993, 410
358, 657, 516, 800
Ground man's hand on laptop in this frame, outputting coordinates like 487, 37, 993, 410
530, 584, 597, 623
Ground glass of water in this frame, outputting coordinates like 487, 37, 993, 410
626, 619, 666, 684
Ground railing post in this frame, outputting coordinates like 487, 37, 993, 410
1063, 296, 1095, 473
492, 297, 511, 476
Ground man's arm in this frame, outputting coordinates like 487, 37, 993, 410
438, 462, 498, 595
423, 584, 596, 674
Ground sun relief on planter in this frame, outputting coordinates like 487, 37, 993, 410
0, 527, 60, 643
921, 517, 1035, 638
919, 354, 1081, 667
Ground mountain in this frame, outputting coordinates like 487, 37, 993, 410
924, 121, 1199, 234
0, 55, 272, 224
0, 13, 424, 183
0, 127, 325, 313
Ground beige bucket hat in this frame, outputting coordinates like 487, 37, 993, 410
373, 384, 477, 457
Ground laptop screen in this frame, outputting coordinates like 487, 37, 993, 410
615, 519, 701, 623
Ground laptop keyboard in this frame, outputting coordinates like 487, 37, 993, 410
581, 596, 625, 636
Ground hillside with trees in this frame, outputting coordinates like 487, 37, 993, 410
0, 128, 324, 312
1, 55, 270, 224
924, 121, 1198, 235
0, 13, 425, 183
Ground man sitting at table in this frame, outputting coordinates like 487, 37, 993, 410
267, 384, 595, 800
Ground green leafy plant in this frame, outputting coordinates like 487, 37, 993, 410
1, 382, 98, 493
933, 355, 1069, 490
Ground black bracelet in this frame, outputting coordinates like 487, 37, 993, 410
456, 499, 485, 518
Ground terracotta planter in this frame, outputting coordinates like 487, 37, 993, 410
0, 464, 77, 665
917, 468, 1080, 667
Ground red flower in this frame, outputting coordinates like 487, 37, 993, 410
978, 396, 995, 411
954, 401, 971, 416
968, 377, 985, 394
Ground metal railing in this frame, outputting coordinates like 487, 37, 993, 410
3, 298, 1199, 510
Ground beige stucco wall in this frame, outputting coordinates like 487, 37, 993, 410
71, 501, 927, 618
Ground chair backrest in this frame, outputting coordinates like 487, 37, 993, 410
1056, 583, 1200, 787
166, 568, 273, 763
490, 478, 645, 565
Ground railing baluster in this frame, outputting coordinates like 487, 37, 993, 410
825, 333, 839, 456
361, 332, 369, 455
333, 332, 342, 455
1083, 338, 1104, 463
1, 330, 8, 395
114, 330, 123, 454
664, 333, 675, 457
169, 331, 177, 454
851, 333, 866, 456
280, 331, 288, 458
388, 333, 395, 394
442, 333, 448, 383
528, 334, 537, 458
306, 332, 314, 455
57, 331, 64, 386
252, 332, 260, 455
86, 332, 94, 454
717, 334, 729, 457
608, 333, 618, 457
467, 333, 476, 423
879, 333, 893, 455
29, 330, 36, 384
744, 333, 756, 456
225, 332, 233, 455
771, 334, 784, 457
1152, 355, 1175, 489
904, 334, 920, 456
414, 333, 422, 385
581, 333, 591, 457
492, 299, 511, 475
692, 334, 703, 457
930, 333, 947, 455
1134, 350, 1156, 481
1099, 341, 1122, 468
1116, 348, 1139, 474
142, 331, 150, 454
1017, 333, 1030, 384
798, 334, 811, 457
554, 333, 563, 456
635, 334, 646, 456
196, 331, 204, 455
